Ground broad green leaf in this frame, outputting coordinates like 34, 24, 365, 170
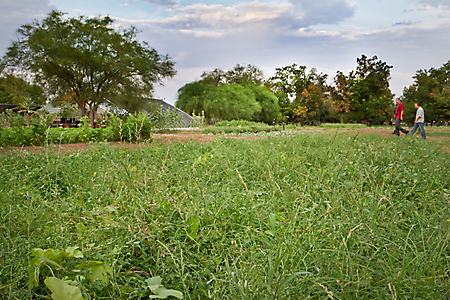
75, 223, 86, 234
29, 249, 62, 289
77, 261, 112, 285
44, 249, 68, 261
150, 287, 183, 299
44, 277, 84, 300
187, 215, 200, 240
145, 276, 163, 293
66, 246, 83, 258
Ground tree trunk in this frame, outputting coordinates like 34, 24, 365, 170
88, 102, 95, 128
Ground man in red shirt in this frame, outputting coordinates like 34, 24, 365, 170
392, 98, 409, 136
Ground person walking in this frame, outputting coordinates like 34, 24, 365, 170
408, 103, 426, 139
392, 98, 409, 136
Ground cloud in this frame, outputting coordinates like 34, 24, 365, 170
411, 0, 449, 7
406, 0, 449, 10
163, 2, 299, 31
128, 0, 177, 7
0, 0, 56, 55
288, 0, 356, 25
134, 0, 355, 36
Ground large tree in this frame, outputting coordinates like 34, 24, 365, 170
267, 64, 329, 124
1, 10, 176, 127
177, 65, 279, 123
402, 61, 450, 124
176, 79, 264, 122
330, 55, 394, 125
351, 55, 394, 125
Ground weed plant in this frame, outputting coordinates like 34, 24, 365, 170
1, 133, 449, 299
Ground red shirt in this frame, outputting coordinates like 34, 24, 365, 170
395, 102, 404, 119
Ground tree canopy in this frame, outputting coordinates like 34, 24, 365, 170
267, 64, 329, 124
0, 75, 46, 105
267, 56, 395, 125
176, 65, 279, 123
402, 60, 450, 124
1, 10, 176, 127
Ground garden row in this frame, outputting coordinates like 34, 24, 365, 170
0, 112, 182, 147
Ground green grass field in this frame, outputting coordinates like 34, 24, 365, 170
1, 132, 449, 299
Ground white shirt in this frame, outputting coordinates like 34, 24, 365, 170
416, 107, 424, 123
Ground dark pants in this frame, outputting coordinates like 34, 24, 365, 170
394, 119, 408, 136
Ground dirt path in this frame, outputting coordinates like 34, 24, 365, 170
1, 127, 449, 155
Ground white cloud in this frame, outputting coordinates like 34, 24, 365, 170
288, 0, 356, 25
135, 0, 355, 36
162, 2, 299, 30
411, 0, 449, 7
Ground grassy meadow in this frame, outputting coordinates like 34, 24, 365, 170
1, 132, 450, 299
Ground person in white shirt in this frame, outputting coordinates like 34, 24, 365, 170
408, 103, 426, 139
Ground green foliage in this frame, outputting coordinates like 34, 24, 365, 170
55, 102, 79, 119
176, 65, 279, 123
200, 64, 265, 85
0, 110, 187, 146
1, 10, 176, 127
330, 55, 394, 125
0, 75, 46, 105
267, 56, 395, 125
147, 103, 183, 130
29, 247, 84, 289
1, 131, 450, 298
25, 244, 181, 299
0, 116, 47, 146
177, 80, 264, 122
402, 60, 450, 123
267, 64, 329, 124
245, 83, 279, 123
144, 277, 183, 299
44, 277, 84, 300
106, 112, 153, 142
190, 110, 206, 128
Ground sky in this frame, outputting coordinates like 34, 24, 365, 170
1, 0, 450, 105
